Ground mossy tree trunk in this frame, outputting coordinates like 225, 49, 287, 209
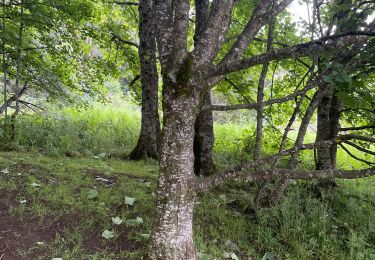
129, 0, 160, 160
194, 90, 214, 176
148, 81, 200, 259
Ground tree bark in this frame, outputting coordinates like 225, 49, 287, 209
129, 0, 160, 160
148, 83, 199, 259
316, 94, 334, 169
193, 0, 215, 176
194, 90, 215, 176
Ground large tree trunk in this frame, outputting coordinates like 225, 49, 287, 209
315, 93, 341, 190
129, 0, 160, 160
316, 94, 333, 169
316, 94, 341, 170
192, 0, 214, 176
194, 90, 214, 176
148, 84, 199, 259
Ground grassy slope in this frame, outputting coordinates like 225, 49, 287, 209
1, 151, 374, 259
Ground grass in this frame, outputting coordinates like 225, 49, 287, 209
0, 103, 374, 259
1, 151, 374, 259
5, 102, 141, 156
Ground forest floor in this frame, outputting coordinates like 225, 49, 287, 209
0, 151, 375, 259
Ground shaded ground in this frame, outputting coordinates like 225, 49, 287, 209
0, 194, 143, 259
0, 195, 59, 259
0, 151, 374, 259
0, 153, 154, 259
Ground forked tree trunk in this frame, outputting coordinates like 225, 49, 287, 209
129, 0, 160, 160
148, 84, 199, 259
194, 90, 214, 176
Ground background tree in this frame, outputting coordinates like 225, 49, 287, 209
0, 0, 110, 144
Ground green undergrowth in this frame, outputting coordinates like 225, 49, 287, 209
1, 102, 140, 156
1, 151, 374, 259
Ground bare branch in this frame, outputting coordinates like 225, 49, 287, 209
171, 0, 190, 67
343, 140, 375, 156
191, 0, 235, 69
18, 100, 44, 111
0, 86, 28, 114
196, 153, 375, 192
196, 140, 336, 192
340, 125, 375, 131
110, 30, 139, 48
153, 0, 174, 73
211, 33, 372, 77
108, 1, 139, 5
339, 134, 375, 143
339, 144, 375, 165
218, 0, 292, 66
204, 77, 317, 111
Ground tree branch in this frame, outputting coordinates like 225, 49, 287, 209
110, 30, 139, 48
340, 125, 375, 131
197, 164, 375, 192
196, 140, 337, 192
338, 134, 375, 143
339, 144, 375, 165
204, 76, 317, 111
108, 1, 139, 5
211, 33, 371, 77
171, 0, 190, 68
343, 140, 375, 156
191, 0, 236, 69
218, 0, 292, 66
153, 0, 174, 73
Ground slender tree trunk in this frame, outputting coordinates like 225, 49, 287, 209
329, 95, 341, 168
129, 0, 160, 160
194, 90, 214, 176
315, 0, 349, 171
148, 84, 199, 259
315, 93, 341, 188
316, 94, 333, 169
193, 0, 214, 176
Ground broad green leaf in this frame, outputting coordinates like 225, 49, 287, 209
140, 233, 150, 239
87, 189, 98, 199
1, 168, 10, 174
262, 252, 276, 260
102, 230, 114, 239
31, 182, 41, 188
125, 196, 135, 206
219, 194, 227, 201
112, 216, 123, 225
126, 217, 143, 226
230, 252, 239, 260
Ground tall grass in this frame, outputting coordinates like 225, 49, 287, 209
2, 101, 371, 170
12, 102, 140, 156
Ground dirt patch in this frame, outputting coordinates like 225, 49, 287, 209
82, 228, 144, 254
0, 197, 59, 260
0, 192, 143, 259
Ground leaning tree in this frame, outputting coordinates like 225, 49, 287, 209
142, 0, 375, 258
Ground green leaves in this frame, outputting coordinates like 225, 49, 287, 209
111, 216, 123, 225
126, 217, 143, 226
124, 196, 135, 206
102, 230, 115, 239
30, 182, 41, 188
262, 252, 276, 260
87, 189, 98, 199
